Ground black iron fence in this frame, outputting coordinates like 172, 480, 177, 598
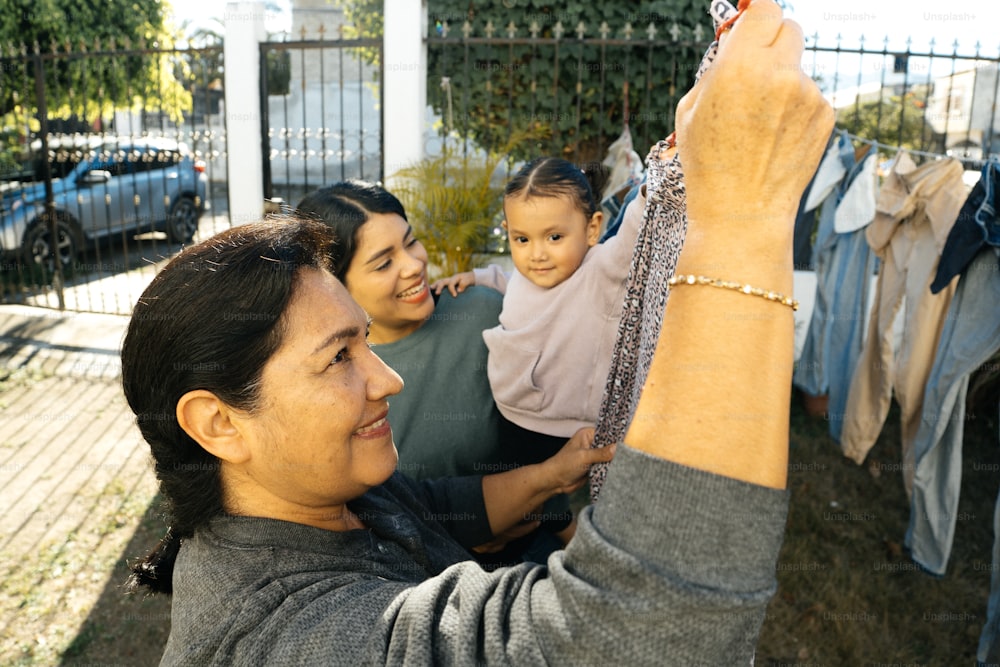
3, 22, 998, 316
425, 23, 1000, 165
807, 35, 1000, 161
426, 20, 702, 165
0, 42, 229, 314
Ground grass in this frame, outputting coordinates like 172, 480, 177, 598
0, 448, 169, 665
757, 386, 998, 665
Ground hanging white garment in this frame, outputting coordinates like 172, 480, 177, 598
804, 136, 849, 212
834, 152, 879, 233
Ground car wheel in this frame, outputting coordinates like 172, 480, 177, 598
167, 195, 200, 244
21, 216, 81, 278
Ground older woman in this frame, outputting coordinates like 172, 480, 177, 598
123, 2, 833, 662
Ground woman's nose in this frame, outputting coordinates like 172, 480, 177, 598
400, 248, 425, 276
365, 348, 404, 400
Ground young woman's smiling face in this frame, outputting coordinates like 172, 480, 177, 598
503, 194, 601, 289
343, 213, 434, 344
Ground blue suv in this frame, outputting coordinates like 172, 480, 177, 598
0, 137, 207, 272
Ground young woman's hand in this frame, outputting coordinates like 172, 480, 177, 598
431, 271, 476, 297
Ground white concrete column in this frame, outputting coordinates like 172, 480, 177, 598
224, 2, 267, 225
383, 0, 428, 186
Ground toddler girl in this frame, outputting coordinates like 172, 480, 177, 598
432, 156, 646, 458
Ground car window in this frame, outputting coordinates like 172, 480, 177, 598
135, 149, 181, 172
88, 150, 135, 177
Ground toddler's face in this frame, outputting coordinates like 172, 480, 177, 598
503, 194, 601, 289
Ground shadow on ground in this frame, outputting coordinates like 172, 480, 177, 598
59, 496, 171, 666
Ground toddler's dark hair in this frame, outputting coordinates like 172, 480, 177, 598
503, 157, 610, 219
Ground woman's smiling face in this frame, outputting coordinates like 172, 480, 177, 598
231, 268, 405, 522
343, 213, 434, 344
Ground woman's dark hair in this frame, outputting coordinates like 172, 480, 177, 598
121, 217, 335, 594
295, 180, 408, 281
503, 157, 610, 219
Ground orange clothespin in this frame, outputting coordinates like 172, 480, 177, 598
715, 0, 752, 41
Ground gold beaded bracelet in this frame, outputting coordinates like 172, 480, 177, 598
668, 274, 799, 311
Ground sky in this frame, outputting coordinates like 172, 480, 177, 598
786, 0, 995, 53
165, 1, 993, 52
164, 0, 995, 93
166, 0, 292, 37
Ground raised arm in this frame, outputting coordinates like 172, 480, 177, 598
625, 0, 833, 489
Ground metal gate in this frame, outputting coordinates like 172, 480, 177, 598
259, 34, 384, 210
0, 43, 231, 315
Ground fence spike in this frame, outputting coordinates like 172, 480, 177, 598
599, 21, 610, 39
553, 21, 564, 40
507, 21, 517, 38
670, 23, 681, 42
575, 21, 586, 39
622, 22, 633, 40
462, 20, 473, 39
693, 24, 704, 42
530, 21, 540, 39
646, 22, 657, 41
318, 23, 327, 39
49, 39, 59, 54
33, 40, 41, 55
440, 20, 449, 38
485, 21, 495, 38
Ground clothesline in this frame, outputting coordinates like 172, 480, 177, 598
841, 130, 988, 165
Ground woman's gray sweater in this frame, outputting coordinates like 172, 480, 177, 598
161, 445, 788, 665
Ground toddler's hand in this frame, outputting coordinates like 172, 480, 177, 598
431, 271, 476, 297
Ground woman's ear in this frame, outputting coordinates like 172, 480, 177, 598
586, 211, 603, 246
176, 390, 250, 464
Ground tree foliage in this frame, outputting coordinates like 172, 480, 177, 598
836, 87, 936, 152
0, 0, 187, 130
334, 0, 711, 162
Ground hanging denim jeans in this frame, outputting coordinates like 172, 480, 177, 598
793, 143, 877, 447
907, 248, 1000, 577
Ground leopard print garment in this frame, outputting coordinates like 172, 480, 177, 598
589, 0, 738, 501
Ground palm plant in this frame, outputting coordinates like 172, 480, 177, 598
392, 134, 531, 280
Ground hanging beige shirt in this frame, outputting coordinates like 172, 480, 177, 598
840, 154, 966, 496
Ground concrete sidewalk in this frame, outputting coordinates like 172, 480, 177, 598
0, 304, 129, 380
